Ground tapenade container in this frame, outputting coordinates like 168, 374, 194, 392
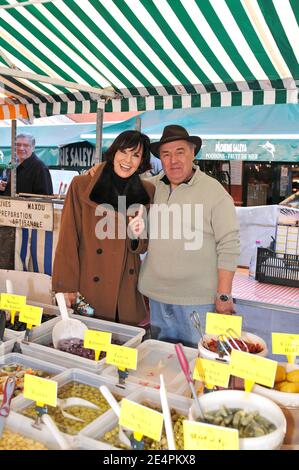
189, 389, 286, 450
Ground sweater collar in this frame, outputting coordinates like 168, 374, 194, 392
160, 164, 200, 187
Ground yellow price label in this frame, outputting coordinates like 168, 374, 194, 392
23, 374, 57, 407
193, 358, 231, 388
119, 399, 163, 442
106, 344, 138, 370
205, 312, 242, 337
230, 349, 277, 390
19, 305, 43, 328
84, 330, 112, 360
0, 293, 26, 311
183, 420, 239, 450
272, 333, 299, 363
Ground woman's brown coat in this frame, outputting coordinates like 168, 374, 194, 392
52, 164, 155, 325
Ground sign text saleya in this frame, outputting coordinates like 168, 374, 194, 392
59, 141, 95, 168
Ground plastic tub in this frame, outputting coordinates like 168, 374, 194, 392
4, 301, 73, 340
18, 317, 145, 373
0, 333, 17, 356
0, 353, 65, 404
12, 368, 136, 436
189, 390, 286, 450
102, 339, 198, 395
72, 434, 113, 450
2, 411, 74, 450
70, 314, 145, 349
198, 331, 268, 362
253, 363, 299, 408
81, 386, 193, 450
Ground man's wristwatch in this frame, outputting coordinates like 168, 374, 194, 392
216, 293, 233, 302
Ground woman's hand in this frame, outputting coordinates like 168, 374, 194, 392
86, 164, 100, 177
0, 180, 7, 191
63, 292, 78, 308
128, 205, 145, 239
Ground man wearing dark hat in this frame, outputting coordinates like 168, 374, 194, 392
138, 125, 240, 347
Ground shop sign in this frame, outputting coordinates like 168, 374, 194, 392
59, 141, 95, 167
196, 139, 299, 162
0, 198, 53, 231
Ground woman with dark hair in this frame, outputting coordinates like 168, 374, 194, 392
52, 130, 154, 326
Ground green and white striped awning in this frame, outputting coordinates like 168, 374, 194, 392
0, 0, 298, 119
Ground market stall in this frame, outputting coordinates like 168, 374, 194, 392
0, 0, 298, 452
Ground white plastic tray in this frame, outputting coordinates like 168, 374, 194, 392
17, 316, 145, 372
72, 434, 114, 450
81, 386, 193, 449
0, 333, 17, 356
4, 301, 73, 340
3, 411, 74, 450
12, 368, 137, 436
0, 353, 65, 405
102, 339, 198, 395
70, 314, 145, 348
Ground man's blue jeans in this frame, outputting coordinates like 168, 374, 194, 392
149, 299, 215, 348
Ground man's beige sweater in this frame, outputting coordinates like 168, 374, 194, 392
138, 166, 240, 305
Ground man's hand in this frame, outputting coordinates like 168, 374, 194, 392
63, 292, 77, 308
86, 164, 100, 177
215, 298, 235, 315
128, 205, 145, 238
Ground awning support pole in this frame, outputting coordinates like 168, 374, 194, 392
135, 116, 142, 131
95, 100, 105, 165
10, 119, 17, 197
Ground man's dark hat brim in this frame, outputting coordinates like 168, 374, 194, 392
150, 125, 202, 157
